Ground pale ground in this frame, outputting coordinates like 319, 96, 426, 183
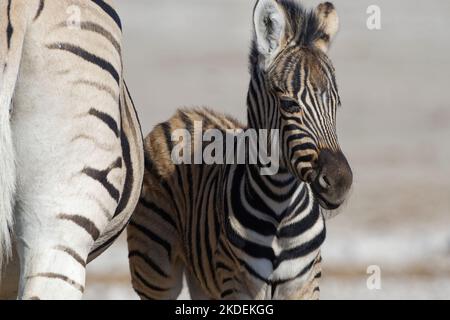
84, 0, 450, 300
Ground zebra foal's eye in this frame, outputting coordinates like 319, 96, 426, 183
280, 97, 301, 113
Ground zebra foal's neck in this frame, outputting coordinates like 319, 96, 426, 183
240, 69, 310, 225
244, 164, 306, 222
247, 69, 279, 131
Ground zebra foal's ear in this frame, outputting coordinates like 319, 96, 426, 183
314, 2, 339, 53
253, 0, 287, 69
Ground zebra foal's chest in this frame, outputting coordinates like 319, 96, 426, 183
221, 166, 325, 299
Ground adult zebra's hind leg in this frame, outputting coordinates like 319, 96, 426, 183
14, 202, 102, 300
17, 245, 88, 300
13, 167, 122, 299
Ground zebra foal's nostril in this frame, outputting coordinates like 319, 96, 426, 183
318, 174, 331, 190
315, 148, 353, 197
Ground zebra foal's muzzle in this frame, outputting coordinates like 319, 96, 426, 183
310, 149, 353, 210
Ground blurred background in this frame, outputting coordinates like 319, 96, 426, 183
84, 0, 450, 299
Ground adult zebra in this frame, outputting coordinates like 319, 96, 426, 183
127, 0, 352, 300
0, 0, 144, 299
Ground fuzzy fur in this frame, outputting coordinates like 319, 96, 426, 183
0, 0, 28, 275
0, 92, 16, 274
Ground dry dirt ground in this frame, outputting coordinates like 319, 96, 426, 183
81, 0, 450, 299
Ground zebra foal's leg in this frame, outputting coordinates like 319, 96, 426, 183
127, 199, 184, 300
185, 271, 211, 300
0, 247, 20, 299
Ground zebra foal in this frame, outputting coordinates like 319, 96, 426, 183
128, 0, 352, 300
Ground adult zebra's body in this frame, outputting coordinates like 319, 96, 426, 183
0, 0, 144, 299
128, 0, 352, 300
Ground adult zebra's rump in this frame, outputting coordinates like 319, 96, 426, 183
0, 0, 144, 299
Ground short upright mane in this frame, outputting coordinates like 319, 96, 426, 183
249, 0, 325, 71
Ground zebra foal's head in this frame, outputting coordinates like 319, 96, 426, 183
251, 0, 352, 210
